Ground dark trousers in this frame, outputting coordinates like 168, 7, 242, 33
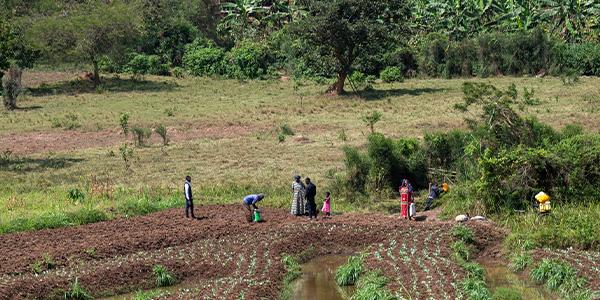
185, 200, 195, 218
425, 197, 434, 211
306, 198, 317, 218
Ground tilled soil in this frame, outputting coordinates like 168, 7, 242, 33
0, 205, 504, 300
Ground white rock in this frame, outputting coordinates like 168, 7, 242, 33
455, 215, 469, 222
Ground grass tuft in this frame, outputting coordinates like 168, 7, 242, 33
64, 278, 93, 300
335, 253, 365, 286
153, 265, 175, 287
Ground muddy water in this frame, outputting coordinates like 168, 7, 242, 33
291, 255, 354, 300
481, 261, 556, 300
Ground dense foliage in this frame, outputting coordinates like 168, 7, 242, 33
1, 0, 597, 89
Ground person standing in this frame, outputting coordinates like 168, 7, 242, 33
184, 176, 195, 219
291, 175, 305, 216
243, 193, 265, 222
321, 192, 331, 218
305, 178, 317, 220
399, 179, 412, 220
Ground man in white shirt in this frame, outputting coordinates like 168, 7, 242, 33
184, 176, 195, 218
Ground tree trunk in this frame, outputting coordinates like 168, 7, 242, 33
92, 59, 100, 87
2, 66, 22, 110
328, 70, 348, 95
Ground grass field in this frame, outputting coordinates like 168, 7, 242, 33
1, 72, 600, 232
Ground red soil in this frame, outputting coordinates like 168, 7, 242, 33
0, 205, 504, 299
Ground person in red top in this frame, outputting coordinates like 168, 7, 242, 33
399, 179, 413, 220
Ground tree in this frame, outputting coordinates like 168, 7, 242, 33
29, 1, 141, 86
0, 17, 36, 81
292, 0, 410, 95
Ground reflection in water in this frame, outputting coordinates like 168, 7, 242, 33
292, 255, 354, 300
482, 261, 556, 300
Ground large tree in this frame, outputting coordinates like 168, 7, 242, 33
29, 1, 141, 86
292, 0, 410, 95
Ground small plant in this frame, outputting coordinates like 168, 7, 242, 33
280, 124, 294, 136
119, 143, 135, 171
153, 265, 175, 287
43, 253, 56, 270
452, 224, 474, 244
155, 124, 169, 146
84, 247, 97, 258
451, 241, 472, 262
335, 254, 365, 286
338, 129, 348, 141
509, 252, 532, 272
132, 127, 152, 147
63, 113, 81, 130
67, 188, 85, 203
164, 107, 175, 117
51, 118, 62, 128
361, 111, 382, 134
463, 262, 485, 280
277, 132, 286, 143
119, 113, 130, 136
31, 261, 42, 274
64, 278, 93, 300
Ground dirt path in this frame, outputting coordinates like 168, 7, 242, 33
0, 123, 256, 155
0, 205, 504, 299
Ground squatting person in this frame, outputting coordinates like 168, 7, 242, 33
243, 193, 265, 222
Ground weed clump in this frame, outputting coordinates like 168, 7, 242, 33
132, 127, 152, 147
351, 270, 396, 300
335, 254, 365, 286
64, 278, 93, 300
509, 252, 532, 272
153, 265, 175, 287
452, 225, 474, 244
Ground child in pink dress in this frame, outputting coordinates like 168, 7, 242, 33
321, 192, 331, 218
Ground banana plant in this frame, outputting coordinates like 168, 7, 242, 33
540, 0, 600, 42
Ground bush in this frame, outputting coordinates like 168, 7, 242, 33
335, 254, 365, 286
347, 71, 374, 91
183, 46, 225, 76
132, 127, 152, 147
153, 265, 175, 287
452, 225, 474, 244
380, 66, 404, 83
155, 124, 169, 146
557, 42, 600, 76
224, 42, 273, 80
126, 53, 169, 76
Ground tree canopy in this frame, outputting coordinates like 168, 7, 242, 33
292, 0, 410, 94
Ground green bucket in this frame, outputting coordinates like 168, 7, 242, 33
253, 209, 262, 222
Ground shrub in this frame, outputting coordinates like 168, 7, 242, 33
557, 42, 600, 76
183, 46, 225, 76
153, 265, 175, 287
280, 124, 294, 136
362, 111, 382, 134
64, 278, 93, 300
126, 53, 169, 76
335, 254, 365, 286
509, 252, 532, 272
452, 225, 474, 244
224, 42, 273, 80
67, 188, 85, 203
119, 143, 134, 170
155, 124, 169, 146
451, 241, 472, 262
171, 67, 185, 78
461, 277, 491, 300
132, 127, 152, 147
2, 65, 22, 110
119, 113, 129, 136
380, 66, 404, 83
347, 71, 374, 91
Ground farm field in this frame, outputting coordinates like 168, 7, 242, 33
2, 73, 600, 234
0, 204, 506, 299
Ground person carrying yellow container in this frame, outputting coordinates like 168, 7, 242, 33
535, 191, 551, 214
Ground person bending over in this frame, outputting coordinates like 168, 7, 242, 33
243, 193, 265, 221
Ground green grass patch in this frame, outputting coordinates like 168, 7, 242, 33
351, 270, 397, 300
280, 255, 302, 300
492, 287, 522, 300
509, 252, 533, 272
335, 253, 366, 286
153, 265, 176, 287
461, 276, 492, 300
452, 224, 475, 244
64, 278, 93, 300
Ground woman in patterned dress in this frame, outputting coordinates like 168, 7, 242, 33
291, 175, 305, 216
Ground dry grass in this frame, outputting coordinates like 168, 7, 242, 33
1, 73, 600, 229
